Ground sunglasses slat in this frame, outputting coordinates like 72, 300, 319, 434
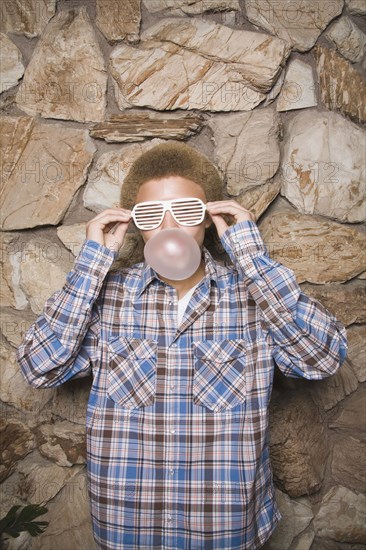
132, 198, 205, 230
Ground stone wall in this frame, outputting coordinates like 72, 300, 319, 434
0, 1, 365, 549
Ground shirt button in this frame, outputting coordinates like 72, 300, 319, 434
171, 343, 177, 348
257, 279, 265, 286
170, 428, 176, 434
169, 469, 174, 476
170, 384, 175, 391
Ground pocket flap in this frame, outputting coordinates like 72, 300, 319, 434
193, 339, 246, 363
108, 336, 157, 359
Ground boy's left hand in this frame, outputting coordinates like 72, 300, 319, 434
206, 200, 255, 238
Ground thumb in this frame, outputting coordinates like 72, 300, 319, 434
106, 222, 129, 252
210, 213, 228, 239
113, 221, 130, 245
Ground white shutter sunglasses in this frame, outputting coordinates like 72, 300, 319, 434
131, 198, 207, 231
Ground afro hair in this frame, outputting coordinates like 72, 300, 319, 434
120, 141, 223, 209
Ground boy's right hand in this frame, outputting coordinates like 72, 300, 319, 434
86, 208, 132, 253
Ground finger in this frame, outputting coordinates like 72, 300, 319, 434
88, 211, 132, 229
207, 201, 254, 217
209, 212, 229, 238
105, 220, 132, 251
207, 203, 249, 217
207, 200, 243, 207
108, 218, 132, 235
90, 208, 132, 223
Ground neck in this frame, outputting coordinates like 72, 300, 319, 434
159, 259, 206, 300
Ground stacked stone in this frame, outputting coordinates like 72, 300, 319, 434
0, 1, 365, 548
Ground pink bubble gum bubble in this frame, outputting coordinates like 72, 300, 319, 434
143, 228, 201, 281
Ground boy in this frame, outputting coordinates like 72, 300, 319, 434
17, 142, 347, 550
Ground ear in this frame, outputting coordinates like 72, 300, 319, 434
204, 213, 212, 229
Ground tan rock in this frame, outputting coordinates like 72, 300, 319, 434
277, 59, 316, 111
314, 486, 366, 543
237, 180, 281, 220
331, 436, 366, 492
246, 0, 343, 52
143, 0, 240, 15
84, 151, 135, 213
346, 325, 366, 382
51, 380, 91, 426
0, 116, 96, 230
0, 419, 34, 482
16, 7, 107, 123
110, 18, 289, 111
57, 223, 88, 257
269, 394, 328, 497
110, 232, 146, 271
0, 309, 37, 348
89, 111, 204, 142
263, 489, 313, 550
17, 457, 84, 505
346, 0, 366, 15
259, 212, 366, 284
2, 397, 56, 430
263, 67, 285, 107
326, 16, 366, 64
310, 539, 364, 550
0, 0, 56, 38
27, 471, 96, 550
0, 33, 24, 94
18, 237, 74, 315
329, 389, 365, 433
0, 344, 54, 414
314, 46, 366, 125
0, 233, 28, 310
96, 0, 141, 43
36, 420, 86, 467
84, 139, 164, 213
208, 109, 281, 195
0, 462, 33, 521
57, 222, 144, 271
279, 110, 365, 223
299, 280, 366, 327
0, 90, 16, 110
291, 530, 315, 550
142, 18, 289, 93
311, 360, 358, 411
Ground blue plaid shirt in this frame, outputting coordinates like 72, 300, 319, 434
17, 221, 347, 549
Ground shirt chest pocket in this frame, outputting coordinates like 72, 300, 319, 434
192, 339, 247, 413
107, 336, 157, 409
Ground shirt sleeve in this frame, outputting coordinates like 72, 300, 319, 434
221, 220, 348, 380
16, 239, 118, 388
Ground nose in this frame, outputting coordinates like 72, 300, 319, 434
161, 210, 178, 229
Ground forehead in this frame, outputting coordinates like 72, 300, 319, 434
135, 176, 206, 203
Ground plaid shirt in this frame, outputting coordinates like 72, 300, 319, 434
17, 221, 347, 550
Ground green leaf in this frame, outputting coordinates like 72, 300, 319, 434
0, 506, 22, 533
17, 505, 48, 524
0, 504, 49, 539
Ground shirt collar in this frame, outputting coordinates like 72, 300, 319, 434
136, 246, 220, 298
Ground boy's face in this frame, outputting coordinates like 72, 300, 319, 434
134, 176, 211, 248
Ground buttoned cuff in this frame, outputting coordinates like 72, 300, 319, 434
74, 239, 118, 277
221, 220, 268, 279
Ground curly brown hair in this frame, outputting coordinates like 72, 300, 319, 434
120, 141, 223, 209
110, 141, 228, 271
